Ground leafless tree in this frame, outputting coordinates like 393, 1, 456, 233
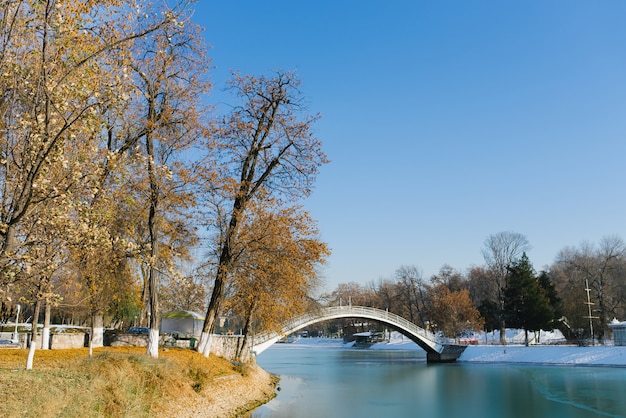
394, 265, 429, 327
553, 236, 626, 343
482, 231, 530, 344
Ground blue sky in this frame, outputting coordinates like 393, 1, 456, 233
192, 1, 626, 291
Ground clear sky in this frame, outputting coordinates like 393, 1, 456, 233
191, 1, 626, 291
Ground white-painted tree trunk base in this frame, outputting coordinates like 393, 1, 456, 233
41, 327, 50, 350
147, 329, 159, 358
26, 344, 36, 370
197, 332, 212, 357
92, 314, 104, 348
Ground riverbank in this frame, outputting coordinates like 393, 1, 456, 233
168, 361, 278, 417
0, 347, 278, 417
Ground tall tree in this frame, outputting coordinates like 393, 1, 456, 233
503, 253, 554, 346
126, 3, 208, 359
394, 265, 428, 326
482, 231, 530, 344
197, 71, 327, 357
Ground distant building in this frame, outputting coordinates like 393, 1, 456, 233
609, 319, 626, 346
161, 310, 205, 337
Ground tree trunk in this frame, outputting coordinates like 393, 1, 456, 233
88, 311, 104, 357
26, 299, 41, 370
500, 321, 507, 345
147, 263, 160, 358
198, 223, 237, 356
92, 313, 104, 348
140, 264, 150, 327
197, 273, 224, 356
236, 301, 255, 362
41, 302, 51, 350
145, 116, 160, 359
499, 296, 507, 345
0, 223, 17, 272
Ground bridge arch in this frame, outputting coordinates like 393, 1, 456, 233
251, 306, 466, 362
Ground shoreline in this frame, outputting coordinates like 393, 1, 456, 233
167, 363, 279, 417
457, 344, 626, 367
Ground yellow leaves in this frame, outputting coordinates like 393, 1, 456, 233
223, 199, 330, 333
429, 285, 484, 337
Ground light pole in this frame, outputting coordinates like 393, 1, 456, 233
12, 304, 20, 342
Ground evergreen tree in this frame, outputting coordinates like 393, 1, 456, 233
504, 253, 554, 345
537, 271, 562, 318
477, 299, 500, 333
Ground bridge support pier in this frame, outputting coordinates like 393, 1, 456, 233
426, 345, 467, 363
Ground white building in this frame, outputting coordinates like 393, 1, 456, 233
609, 318, 626, 346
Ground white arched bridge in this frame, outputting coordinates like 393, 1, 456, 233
252, 305, 467, 363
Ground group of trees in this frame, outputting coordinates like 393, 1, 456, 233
323, 232, 626, 346
322, 265, 482, 338
0, 0, 329, 367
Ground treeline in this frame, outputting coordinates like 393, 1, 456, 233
0, 0, 329, 367
321, 232, 626, 345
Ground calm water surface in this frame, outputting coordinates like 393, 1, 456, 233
251, 342, 626, 418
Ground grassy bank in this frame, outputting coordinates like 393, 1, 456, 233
0, 347, 277, 417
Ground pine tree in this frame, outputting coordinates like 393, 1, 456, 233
504, 253, 554, 345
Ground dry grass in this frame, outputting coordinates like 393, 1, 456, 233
0, 347, 274, 417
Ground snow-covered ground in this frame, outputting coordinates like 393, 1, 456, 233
288, 332, 626, 366
458, 344, 626, 366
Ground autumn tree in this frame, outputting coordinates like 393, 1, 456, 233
196, 71, 327, 356
428, 284, 483, 338
0, 0, 208, 367
0, 0, 130, 366
223, 200, 329, 360
19, 205, 67, 368
482, 231, 530, 344
119, 2, 208, 358
0, 1, 181, 284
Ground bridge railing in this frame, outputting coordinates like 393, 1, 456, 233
253, 305, 456, 347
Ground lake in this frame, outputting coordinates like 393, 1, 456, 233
251, 340, 626, 418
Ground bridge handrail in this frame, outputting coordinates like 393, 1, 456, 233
254, 305, 454, 346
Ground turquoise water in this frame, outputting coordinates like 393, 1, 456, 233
251, 343, 626, 418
